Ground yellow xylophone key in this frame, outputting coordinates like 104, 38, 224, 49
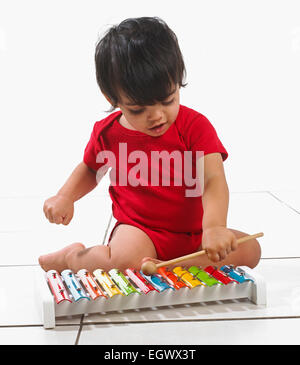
173, 266, 205, 288
93, 269, 123, 298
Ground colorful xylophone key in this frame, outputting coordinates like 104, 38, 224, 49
46, 270, 72, 304
173, 267, 205, 288
235, 267, 254, 282
93, 269, 123, 297
108, 269, 140, 296
140, 271, 174, 292
61, 269, 90, 302
157, 267, 187, 290
125, 268, 158, 294
220, 265, 252, 283
204, 266, 238, 285
188, 266, 222, 287
77, 269, 107, 300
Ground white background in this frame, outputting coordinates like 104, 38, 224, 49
0, 0, 299, 198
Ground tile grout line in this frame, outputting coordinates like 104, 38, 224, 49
1, 314, 300, 330
0, 194, 110, 199
79, 315, 300, 327
0, 264, 40, 268
267, 191, 300, 215
74, 315, 84, 345
0, 323, 81, 329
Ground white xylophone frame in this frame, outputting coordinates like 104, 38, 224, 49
34, 266, 266, 329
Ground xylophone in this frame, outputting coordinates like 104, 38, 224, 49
35, 264, 266, 329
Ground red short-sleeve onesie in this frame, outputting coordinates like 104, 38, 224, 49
83, 105, 228, 260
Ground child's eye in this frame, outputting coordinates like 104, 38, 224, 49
128, 108, 145, 115
128, 98, 174, 115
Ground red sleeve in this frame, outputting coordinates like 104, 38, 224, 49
83, 122, 104, 171
83, 111, 122, 171
178, 106, 228, 161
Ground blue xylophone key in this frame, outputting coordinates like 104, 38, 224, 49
61, 269, 90, 302
140, 271, 174, 292
220, 265, 253, 283
235, 267, 254, 282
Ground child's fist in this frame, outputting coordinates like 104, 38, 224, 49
43, 195, 74, 225
201, 226, 237, 263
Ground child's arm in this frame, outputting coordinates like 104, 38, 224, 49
43, 162, 98, 225
56, 161, 98, 202
200, 153, 238, 262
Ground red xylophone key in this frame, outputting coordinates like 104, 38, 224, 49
204, 266, 238, 285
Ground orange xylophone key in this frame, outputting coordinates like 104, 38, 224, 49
157, 267, 188, 290
77, 269, 107, 300
173, 267, 205, 288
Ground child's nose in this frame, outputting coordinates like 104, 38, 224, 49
148, 109, 164, 124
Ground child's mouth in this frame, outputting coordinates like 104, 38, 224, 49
149, 122, 167, 134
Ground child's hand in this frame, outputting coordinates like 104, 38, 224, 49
201, 226, 238, 263
43, 194, 74, 225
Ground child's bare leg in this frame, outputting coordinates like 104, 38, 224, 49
142, 228, 262, 270
65, 223, 157, 273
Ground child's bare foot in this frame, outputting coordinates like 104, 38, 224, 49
38, 242, 85, 273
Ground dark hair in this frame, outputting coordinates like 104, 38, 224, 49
95, 17, 187, 111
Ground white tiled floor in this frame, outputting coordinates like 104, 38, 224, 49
0, 190, 299, 345
78, 318, 300, 345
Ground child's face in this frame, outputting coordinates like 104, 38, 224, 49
115, 84, 180, 137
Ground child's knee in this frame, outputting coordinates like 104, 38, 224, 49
65, 244, 119, 272
65, 249, 79, 272
246, 238, 262, 268
65, 244, 91, 272
64, 242, 148, 273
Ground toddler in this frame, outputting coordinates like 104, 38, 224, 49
39, 17, 261, 273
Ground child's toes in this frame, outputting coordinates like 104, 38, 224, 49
38, 255, 47, 271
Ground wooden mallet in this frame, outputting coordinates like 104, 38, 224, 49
141, 232, 264, 276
